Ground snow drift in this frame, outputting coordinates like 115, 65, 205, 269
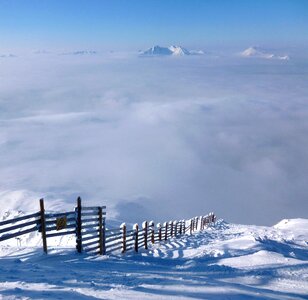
0, 217, 307, 299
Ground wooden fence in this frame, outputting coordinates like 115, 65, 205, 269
0, 197, 216, 255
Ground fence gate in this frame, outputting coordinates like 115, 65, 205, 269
75, 197, 106, 255
40, 197, 106, 255
40, 198, 76, 253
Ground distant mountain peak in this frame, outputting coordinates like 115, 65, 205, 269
168, 45, 190, 56
240, 46, 289, 60
61, 50, 97, 56
141, 46, 173, 56
140, 45, 204, 57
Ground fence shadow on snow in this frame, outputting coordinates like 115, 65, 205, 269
0, 197, 216, 255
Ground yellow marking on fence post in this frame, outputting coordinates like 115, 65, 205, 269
56, 216, 67, 231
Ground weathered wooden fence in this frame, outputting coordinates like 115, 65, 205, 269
0, 197, 216, 255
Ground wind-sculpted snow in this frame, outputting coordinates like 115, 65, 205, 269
0, 219, 307, 299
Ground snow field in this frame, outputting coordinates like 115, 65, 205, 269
0, 219, 307, 299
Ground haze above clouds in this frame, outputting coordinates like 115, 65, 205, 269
0, 51, 307, 225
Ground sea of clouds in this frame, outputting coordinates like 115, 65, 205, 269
0, 52, 307, 225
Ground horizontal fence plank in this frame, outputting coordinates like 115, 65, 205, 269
0, 219, 39, 234
0, 212, 40, 227
0, 226, 38, 242
46, 223, 76, 232
81, 207, 99, 211
106, 227, 121, 232
82, 229, 99, 236
82, 224, 99, 230
81, 212, 99, 217
126, 233, 135, 240
81, 234, 98, 243
105, 231, 122, 239
105, 235, 122, 244
82, 239, 99, 248
106, 244, 122, 253
46, 229, 76, 238
126, 245, 134, 252
126, 241, 135, 247
105, 238, 122, 246
81, 218, 99, 224
45, 211, 75, 219
84, 245, 99, 253
45, 217, 75, 226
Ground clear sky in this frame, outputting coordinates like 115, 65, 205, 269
0, 0, 307, 50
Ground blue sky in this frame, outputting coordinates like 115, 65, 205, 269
0, 0, 307, 50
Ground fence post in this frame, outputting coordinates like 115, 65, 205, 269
164, 222, 168, 240
174, 221, 177, 237
102, 211, 106, 255
98, 206, 103, 255
179, 220, 182, 235
149, 221, 155, 244
190, 219, 193, 235
39, 198, 47, 254
76, 196, 82, 253
180, 220, 183, 235
157, 223, 162, 241
121, 223, 126, 253
143, 221, 148, 250
170, 221, 174, 237
134, 224, 139, 252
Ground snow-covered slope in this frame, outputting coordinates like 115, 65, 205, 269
140, 45, 173, 56
140, 45, 204, 56
240, 46, 289, 60
1, 218, 307, 299
168, 45, 190, 56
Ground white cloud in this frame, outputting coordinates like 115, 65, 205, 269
0, 54, 307, 225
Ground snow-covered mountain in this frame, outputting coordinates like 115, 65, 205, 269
168, 45, 191, 56
140, 45, 204, 56
240, 46, 289, 60
141, 45, 173, 56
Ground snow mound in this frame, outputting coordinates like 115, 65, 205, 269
240, 46, 289, 60
274, 218, 308, 231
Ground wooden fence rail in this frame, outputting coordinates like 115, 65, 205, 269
0, 197, 216, 256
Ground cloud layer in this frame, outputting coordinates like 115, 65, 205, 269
0, 54, 307, 225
